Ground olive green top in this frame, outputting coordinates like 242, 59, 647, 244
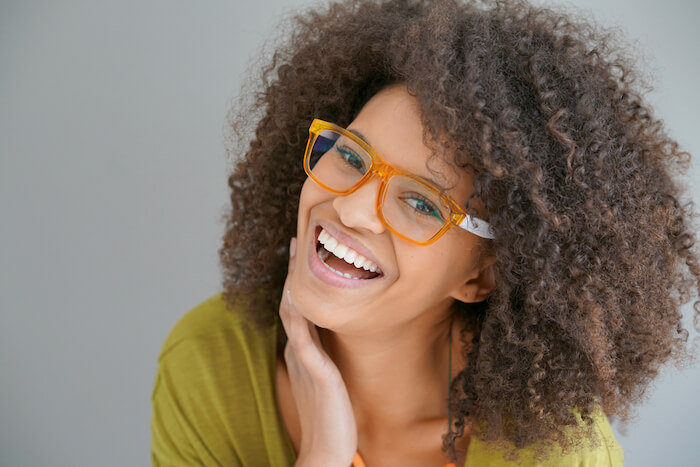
151, 293, 624, 466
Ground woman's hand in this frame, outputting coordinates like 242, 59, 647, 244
279, 237, 358, 467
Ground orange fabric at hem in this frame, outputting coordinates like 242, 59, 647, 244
352, 452, 366, 467
351, 451, 456, 467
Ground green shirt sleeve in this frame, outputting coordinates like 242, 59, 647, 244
150, 293, 295, 466
151, 337, 245, 466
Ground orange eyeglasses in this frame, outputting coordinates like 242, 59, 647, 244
303, 119, 496, 246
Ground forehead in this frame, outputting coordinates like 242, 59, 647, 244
348, 85, 473, 201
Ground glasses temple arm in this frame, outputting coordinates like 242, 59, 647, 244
457, 215, 496, 239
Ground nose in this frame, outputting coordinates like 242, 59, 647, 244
331, 176, 386, 235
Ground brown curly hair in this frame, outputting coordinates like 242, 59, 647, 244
218, 0, 700, 462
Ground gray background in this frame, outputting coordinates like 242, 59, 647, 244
1, 0, 698, 465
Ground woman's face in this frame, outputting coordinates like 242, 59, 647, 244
288, 84, 493, 334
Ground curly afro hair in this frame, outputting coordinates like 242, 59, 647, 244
218, 0, 700, 462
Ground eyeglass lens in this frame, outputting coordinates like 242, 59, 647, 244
308, 129, 451, 243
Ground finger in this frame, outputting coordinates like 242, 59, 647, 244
286, 290, 312, 348
280, 238, 296, 334
279, 289, 301, 347
285, 289, 324, 355
287, 291, 332, 374
290, 236, 297, 259
279, 288, 292, 339
279, 236, 296, 338
279, 305, 290, 341
288, 237, 297, 275
307, 321, 328, 359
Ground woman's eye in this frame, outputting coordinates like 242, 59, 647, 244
338, 147, 367, 173
402, 195, 444, 221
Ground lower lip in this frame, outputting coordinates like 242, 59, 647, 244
307, 226, 383, 289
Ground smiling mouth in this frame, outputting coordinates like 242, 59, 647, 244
314, 226, 382, 280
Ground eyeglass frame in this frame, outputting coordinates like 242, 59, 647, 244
302, 118, 496, 246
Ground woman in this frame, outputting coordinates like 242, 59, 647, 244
151, 0, 699, 466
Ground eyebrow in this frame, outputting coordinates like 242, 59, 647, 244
347, 128, 450, 192
348, 128, 369, 144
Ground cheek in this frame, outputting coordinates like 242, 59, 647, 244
298, 177, 331, 209
398, 241, 472, 291
297, 179, 325, 226
407, 240, 455, 267
297, 178, 314, 209
398, 247, 452, 286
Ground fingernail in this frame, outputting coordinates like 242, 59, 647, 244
289, 237, 297, 258
286, 289, 293, 305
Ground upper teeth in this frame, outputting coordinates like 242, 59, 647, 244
318, 228, 382, 274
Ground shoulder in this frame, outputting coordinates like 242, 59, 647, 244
563, 405, 624, 466
156, 292, 269, 361
466, 405, 624, 467
157, 292, 233, 357
153, 292, 278, 401
151, 293, 284, 465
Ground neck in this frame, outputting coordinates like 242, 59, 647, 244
317, 309, 466, 435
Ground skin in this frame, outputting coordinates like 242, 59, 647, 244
277, 84, 496, 466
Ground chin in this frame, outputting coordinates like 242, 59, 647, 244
288, 289, 353, 331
